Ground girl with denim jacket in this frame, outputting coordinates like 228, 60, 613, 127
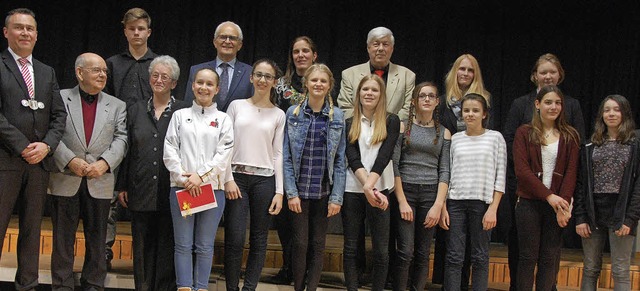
343, 74, 400, 291
391, 82, 451, 291
282, 63, 346, 291
574, 95, 640, 291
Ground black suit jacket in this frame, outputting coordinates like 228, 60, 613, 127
0, 49, 67, 171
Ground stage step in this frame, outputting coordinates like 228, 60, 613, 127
2, 216, 639, 290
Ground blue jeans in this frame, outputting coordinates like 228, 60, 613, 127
515, 197, 562, 291
224, 173, 276, 291
444, 199, 490, 291
581, 227, 634, 291
169, 187, 225, 290
394, 183, 437, 291
342, 191, 390, 291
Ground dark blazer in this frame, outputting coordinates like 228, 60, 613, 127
512, 125, 579, 202
0, 49, 67, 171
573, 135, 640, 235
116, 99, 189, 212
183, 59, 253, 112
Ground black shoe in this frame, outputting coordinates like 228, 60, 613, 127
264, 268, 292, 285
106, 253, 113, 271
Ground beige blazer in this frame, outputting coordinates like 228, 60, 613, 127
48, 86, 127, 199
337, 61, 415, 120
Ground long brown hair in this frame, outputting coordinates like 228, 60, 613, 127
283, 36, 317, 85
405, 81, 441, 146
591, 95, 636, 145
528, 85, 579, 146
349, 75, 388, 144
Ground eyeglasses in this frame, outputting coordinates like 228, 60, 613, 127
81, 67, 108, 75
252, 72, 276, 82
151, 73, 172, 82
217, 34, 240, 42
418, 93, 438, 100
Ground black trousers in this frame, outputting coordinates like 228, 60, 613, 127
130, 210, 176, 291
0, 163, 48, 291
51, 178, 110, 290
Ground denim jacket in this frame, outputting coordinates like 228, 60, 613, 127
283, 100, 347, 205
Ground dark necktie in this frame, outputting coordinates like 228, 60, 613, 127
217, 63, 230, 105
374, 69, 384, 78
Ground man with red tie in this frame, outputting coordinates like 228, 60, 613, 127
0, 8, 67, 290
337, 26, 415, 120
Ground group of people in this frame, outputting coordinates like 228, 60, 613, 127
0, 6, 638, 291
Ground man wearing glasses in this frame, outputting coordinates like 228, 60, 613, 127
184, 21, 253, 112
49, 52, 127, 291
0, 8, 67, 290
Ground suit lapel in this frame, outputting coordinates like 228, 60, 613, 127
386, 63, 399, 108
222, 63, 245, 109
67, 87, 88, 149
88, 92, 109, 148
1, 50, 30, 99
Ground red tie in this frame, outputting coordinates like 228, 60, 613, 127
374, 69, 384, 78
18, 58, 35, 99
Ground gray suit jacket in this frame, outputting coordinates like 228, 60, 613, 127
49, 86, 127, 199
337, 61, 415, 120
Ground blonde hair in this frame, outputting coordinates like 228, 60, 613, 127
444, 54, 491, 106
292, 63, 335, 120
349, 75, 388, 144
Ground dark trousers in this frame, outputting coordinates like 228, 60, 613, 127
342, 191, 390, 291
51, 178, 111, 290
273, 197, 293, 274
506, 191, 519, 291
433, 226, 471, 290
0, 164, 48, 291
224, 173, 276, 291
393, 183, 437, 291
515, 198, 563, 291
131, 210, 176, 291
444, 199, 491, 291
291, 196, 329, 291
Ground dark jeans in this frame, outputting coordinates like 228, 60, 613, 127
515, 197, 563, 291
444, 199, 490, 291
224, 173, 276, 291
393, 183, 437, 291
0, 164, 48, 291
51, 178, 111, 291
273, 196, 293, 274
291, 196, 329, 291
342, 191, 390, 291
130, 210, 176, 291
506, 190, 519, 291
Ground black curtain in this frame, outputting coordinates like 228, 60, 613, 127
2, 0, 640, 136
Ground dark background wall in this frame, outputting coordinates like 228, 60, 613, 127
2, 0, 640, 136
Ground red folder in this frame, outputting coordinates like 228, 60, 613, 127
175, 183, 218, 217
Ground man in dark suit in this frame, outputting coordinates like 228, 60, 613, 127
0, 8, 67, 290
48, 52, 127, 290
183, 21, 252, 112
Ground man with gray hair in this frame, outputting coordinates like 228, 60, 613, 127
337, 26, 415, 120
184, 21, 252, 112
49, 52, 127, 291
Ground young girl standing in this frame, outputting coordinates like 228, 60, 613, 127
513, 85, 579, 290
442, 93, 506, 291
283, 63, 346, 291
574, 95, 640, 291
223, 59, 286, 291
392, 82, 450, 291
342, 75, 400, 291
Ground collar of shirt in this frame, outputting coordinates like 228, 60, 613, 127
147, 95, 176, 114
79, 88, 98, 104
7, 47, 33, 68
303, 100, 330, 117
216, 57, 237, 69
122, 48, 157, 61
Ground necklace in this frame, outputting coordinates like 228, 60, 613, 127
415, 118, 433, 126
544, 129, 555, 138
